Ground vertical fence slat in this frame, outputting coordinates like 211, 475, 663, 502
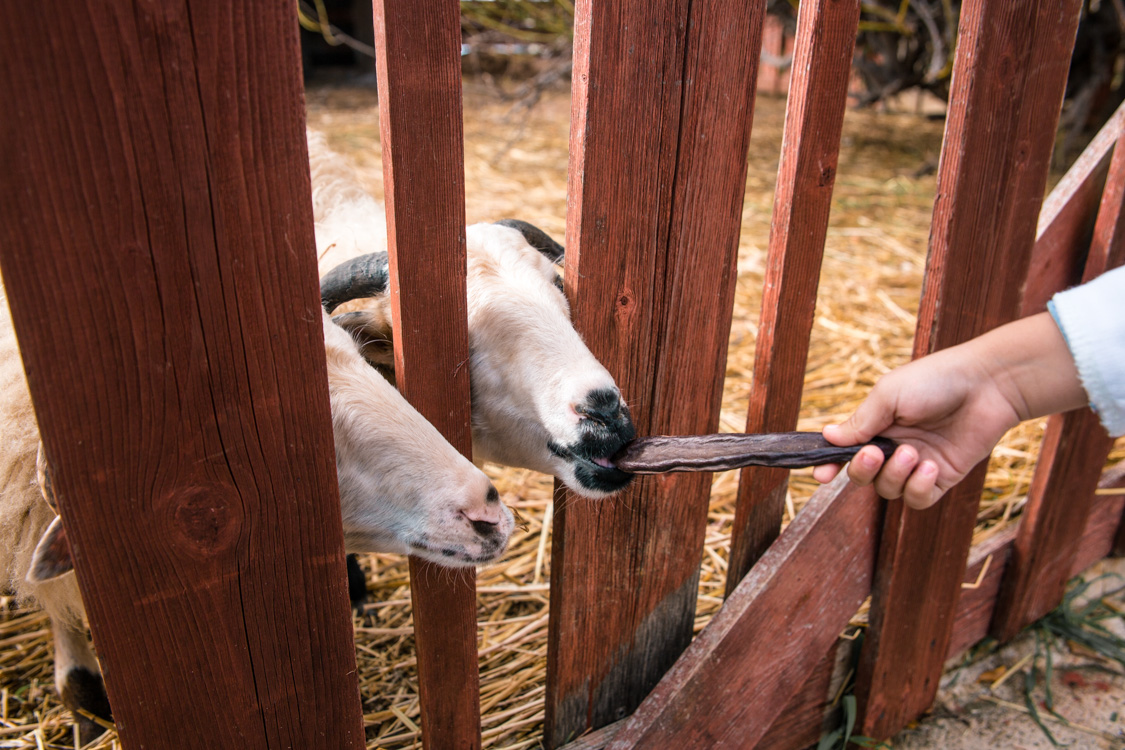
605, 477, 880, 749
545, 1, 764, 745
0, 2, 364, 747
854, 0, 1083, 739
990, 133, 1125, 640
726, 0, 861, 594
1021, 104, 1125, 316
371, 3, 481, 747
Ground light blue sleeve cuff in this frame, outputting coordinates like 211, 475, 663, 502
1048, 265, 1125, 437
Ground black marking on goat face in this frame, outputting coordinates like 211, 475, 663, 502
486, 486, 500, 504
549, 388, 637, 494
495, 219, 565, 264
60, 666, 113, 744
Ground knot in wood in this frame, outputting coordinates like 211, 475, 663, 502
163, 484, 242, 559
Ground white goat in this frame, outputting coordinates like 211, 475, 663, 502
309, 131, 637, 500
0, 283, 514, 741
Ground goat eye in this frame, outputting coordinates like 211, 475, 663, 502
553, 276, 564, 293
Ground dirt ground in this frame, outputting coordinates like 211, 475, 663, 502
892, 559, 1125, 750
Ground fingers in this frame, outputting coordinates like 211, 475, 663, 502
844, 444, 888, 486
845, 444, 945, 510
823, 382, 898, 447
902, 460, 942, 510
812, 463, 841, 484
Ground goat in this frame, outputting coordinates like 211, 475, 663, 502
0, 284, 515, 742
309, 131, 637, 500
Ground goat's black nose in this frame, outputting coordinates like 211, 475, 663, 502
574, 388, 624, 425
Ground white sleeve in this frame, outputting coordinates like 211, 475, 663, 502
1048, 265, 1125, 437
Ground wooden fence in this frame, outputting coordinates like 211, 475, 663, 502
0, 0, 1122, 748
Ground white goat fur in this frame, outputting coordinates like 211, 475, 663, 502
308, 131, 631, 499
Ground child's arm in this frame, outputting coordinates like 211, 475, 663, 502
812, 312, 1086, 509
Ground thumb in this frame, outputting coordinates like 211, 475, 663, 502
824, 385, 897, 447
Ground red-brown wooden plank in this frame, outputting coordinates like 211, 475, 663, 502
1021, 102, 1125, 316
854, 0, 1083, 739
372, 3, 481, 747
0, 2, 364, 747
727, 0, 861, 594
944, 527, 1018, 660
1072, 465, 1125, 571
545, 1, 765, 745
605, 475, 879, 749
991, 130, 1125, 640
560, 468, 1124, 750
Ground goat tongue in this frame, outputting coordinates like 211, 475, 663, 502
610, 432, 897, 474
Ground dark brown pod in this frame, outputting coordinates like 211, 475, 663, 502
611, 432, 898, 474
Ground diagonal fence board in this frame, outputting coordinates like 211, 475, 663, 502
855, 0, 1084, 739
991, 130, 1125, 640
727, 0, 861, 594
1021, 102, 1125, 316
557, 466, 1125, 750
606, 475, 880, 749
0, 2, 364, 747
372, 3, 481, 747
545, 0, 764, 745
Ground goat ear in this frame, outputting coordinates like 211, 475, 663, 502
27, 515, 74, 582
494, 219, 565, 264
333, 307, 396, 369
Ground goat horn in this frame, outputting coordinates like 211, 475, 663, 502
495, 219, 565, 264
320, 252, 390, 312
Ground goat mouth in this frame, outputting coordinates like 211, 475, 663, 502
408, 540, 505, 567
548, 441, 634, 495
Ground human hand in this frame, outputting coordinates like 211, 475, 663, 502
811, 348, 1025, 509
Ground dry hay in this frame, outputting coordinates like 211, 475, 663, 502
0, 82, 1121, 749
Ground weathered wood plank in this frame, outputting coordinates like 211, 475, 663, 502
1072, 465, 1125, 571
604, 474, 879, 749
727, 0, 861, 593
855, 0, 1083, 739
545, 1, 765, 745
0, 2, 363, 747
1022, 102, 1125, 316
991, 129, 1125, 640
372, 3, 480, 747
558, 466, 1123, 750
945, 527, 1018, 660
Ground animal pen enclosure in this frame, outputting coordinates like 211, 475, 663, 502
1, 0, 1124, 749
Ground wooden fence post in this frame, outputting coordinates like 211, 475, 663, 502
545, 0, 764, 745
0, 2, 364, 747
990, 131, 1125, 640
854, 0, 1083, 739
371, 3, 482, 748
727, 0, 861, 593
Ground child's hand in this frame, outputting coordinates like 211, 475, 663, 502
812, 313, 1086, 510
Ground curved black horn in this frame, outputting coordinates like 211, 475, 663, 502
320, 252, 390, 313
495, 219, 565, 264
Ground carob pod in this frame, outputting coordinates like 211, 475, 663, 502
611, 432, 898, 474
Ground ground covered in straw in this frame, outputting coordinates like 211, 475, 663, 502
1, 82, 1121, 749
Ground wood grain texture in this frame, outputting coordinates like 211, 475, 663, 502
605, 474, 880, 749
0, 2, 364, 747
945, 526, 1018, 660
545, 1, 765, 745
1022, 102, 1125, 316
855, 0, 1083, 739
992, 129, 1125, 640
728, 0, 861, 595
557, 468, 1124, 750
372, 3, 481, 747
